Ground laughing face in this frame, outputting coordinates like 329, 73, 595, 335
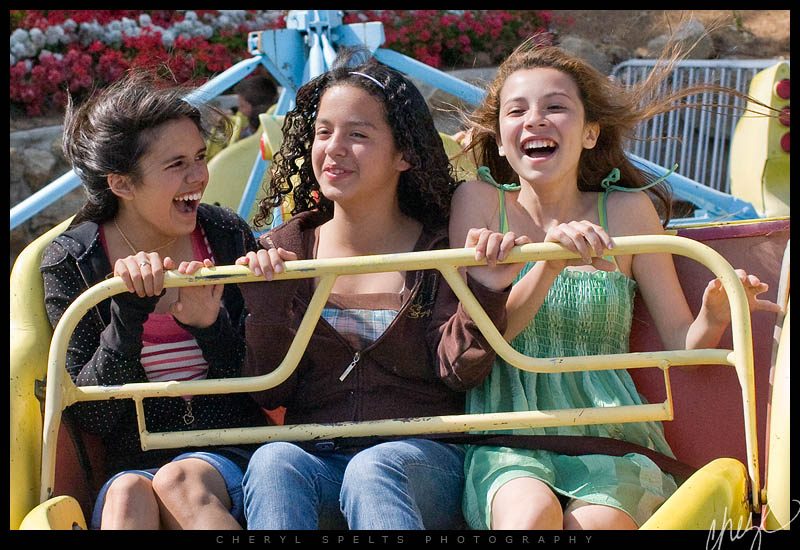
497, 67, 599, 190
122, 117, 209, 238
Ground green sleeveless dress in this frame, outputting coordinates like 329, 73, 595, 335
462, 185, 678, 529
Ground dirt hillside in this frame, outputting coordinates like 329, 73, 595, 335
548, 10, 790, 61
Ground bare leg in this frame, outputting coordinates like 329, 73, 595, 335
563, 499, 638, 530
490, 477, 563, 530
100, 473, 160, 529
152, 458, 242, 530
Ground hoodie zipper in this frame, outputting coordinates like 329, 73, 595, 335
339, 351, 360, 381
308, 227, 441, 384
308, 269, 423, 384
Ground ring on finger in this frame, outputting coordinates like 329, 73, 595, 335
139, 260, 151, 268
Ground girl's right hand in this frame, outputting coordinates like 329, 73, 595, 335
235, 247, 298, 281
543, 220, 616, 273
114, 252, 166, 297
452, 128, 473, 149
465, 227, 530, 291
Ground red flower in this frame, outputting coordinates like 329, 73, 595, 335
10, 9, 557, 116
87, 40, 106, 54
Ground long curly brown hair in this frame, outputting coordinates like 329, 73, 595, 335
460, 38, 772, 226
253, 48, 459, 230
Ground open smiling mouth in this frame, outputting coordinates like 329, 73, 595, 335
173, 191, 202, 213
523, 138, 558, 159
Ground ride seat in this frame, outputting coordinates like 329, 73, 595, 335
628, 219, 789, 480
204, 131, 267, 222
10, 217, 107, 529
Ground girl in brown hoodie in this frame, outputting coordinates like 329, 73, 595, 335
236, 48, 526, 530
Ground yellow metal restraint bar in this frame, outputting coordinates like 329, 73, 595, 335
39, 235, 760, 510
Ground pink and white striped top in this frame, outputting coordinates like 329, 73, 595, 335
99, 223, 216, 394
139, 225, 215, 392
141, 314, 208, 384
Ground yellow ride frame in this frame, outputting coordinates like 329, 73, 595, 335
38, 235, 761, 512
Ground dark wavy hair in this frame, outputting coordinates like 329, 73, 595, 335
460, 38, 772, 226
62, 68, 230, 225
252, 48, 458, 230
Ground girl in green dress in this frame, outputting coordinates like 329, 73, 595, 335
449, 42, 781, 530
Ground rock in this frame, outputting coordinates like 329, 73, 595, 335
50, 135, 65, 158
9, 125, 63, 149
411, 67, 498, 135
472, 52, 493, 68
646, 18, 715, 59
556, 35, 611, 74
603, 44, 634, 67
22, 148, 58, 191
712, 29, 758, 59
9, 147, 26, 187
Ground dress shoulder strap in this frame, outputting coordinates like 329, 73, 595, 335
597, 165, 677, 265
476, 166, 519, 234
596, 191, 618, 267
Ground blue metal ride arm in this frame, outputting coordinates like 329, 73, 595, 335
11, 55, 267, 231
628, 154, 759, 224
373, 48, 485, 107
183, 55, 264, 106
10, 170, 82, 230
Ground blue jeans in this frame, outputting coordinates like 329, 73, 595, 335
90, 448, 249, 529
243, 439, 466, 530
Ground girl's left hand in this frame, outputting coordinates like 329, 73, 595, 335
164, 257, 223, 328
702, 269, 783, 325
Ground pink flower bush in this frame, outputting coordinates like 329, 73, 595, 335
10, 10, 561, 117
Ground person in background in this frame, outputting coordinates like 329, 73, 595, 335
233, 73, 279, 138
40, 69, 267, 529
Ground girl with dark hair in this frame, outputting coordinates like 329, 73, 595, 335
40, 69, 266, 529
451, 41, 781, 530
236, 50, 518, 530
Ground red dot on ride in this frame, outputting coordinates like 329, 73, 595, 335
780, 132, 790, 153
775, 79, 790, 100
779, 106, 790, 127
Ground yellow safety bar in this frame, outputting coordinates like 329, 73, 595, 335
39, 235, 760, 511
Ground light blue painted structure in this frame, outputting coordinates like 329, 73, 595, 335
629, 155, 758, 226
10, 9, 761, 232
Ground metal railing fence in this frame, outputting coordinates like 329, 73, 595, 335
611, 58, 788, 194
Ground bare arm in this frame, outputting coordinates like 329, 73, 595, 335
618, 192, 779, 350
449, 180, 526, 292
